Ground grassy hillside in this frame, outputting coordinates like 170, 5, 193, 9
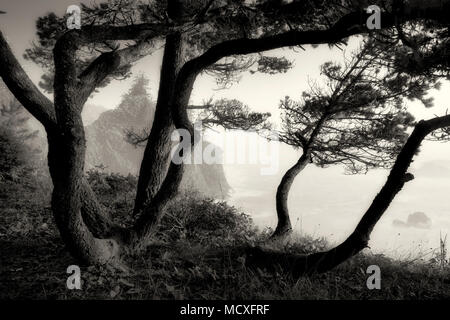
1, 170, 449, 300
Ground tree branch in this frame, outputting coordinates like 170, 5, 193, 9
74, 23, 171, 43
172, 2, 450, 132
78, 38, 155, 102
53, 20, 174, 106
0, 31, 56, 130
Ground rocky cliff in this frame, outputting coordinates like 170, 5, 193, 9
84, 84, 230, 199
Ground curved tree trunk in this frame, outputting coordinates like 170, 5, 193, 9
247, 118, 449, 276
272, 152, 310, 238
133, 21, 185, 215
47, 36, 125, 266
46, 125, 120, 265
272, 113, 326, 239
132, 161, 186, 250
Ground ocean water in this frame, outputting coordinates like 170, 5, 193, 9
223, 139, 450, 260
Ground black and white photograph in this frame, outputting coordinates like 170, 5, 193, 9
0, 0, 449, 310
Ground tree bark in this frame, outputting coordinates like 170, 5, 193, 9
132, 160, 186, 250
272, 112, 327, 239
132, 0, 188, 215
47, 131, 121, 265
272, 152, 310, 238
0, 32, 56, 129
133, 37, 185, 215
47, 34, 126, 265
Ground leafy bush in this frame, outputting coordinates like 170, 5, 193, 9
86, 170, 258, 245
86, 169, 137, 224
159, 189, 258, 245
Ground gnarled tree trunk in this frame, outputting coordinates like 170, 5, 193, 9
272, 152, 311, 238
47, 131, 120, 265
46, 35, 123, 265
133, 32, 184, 215
272, 113, 327, 239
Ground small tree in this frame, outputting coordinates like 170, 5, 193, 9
272, 41, 433, 237
247, 113, 450, 276
247, 8, 450, 274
